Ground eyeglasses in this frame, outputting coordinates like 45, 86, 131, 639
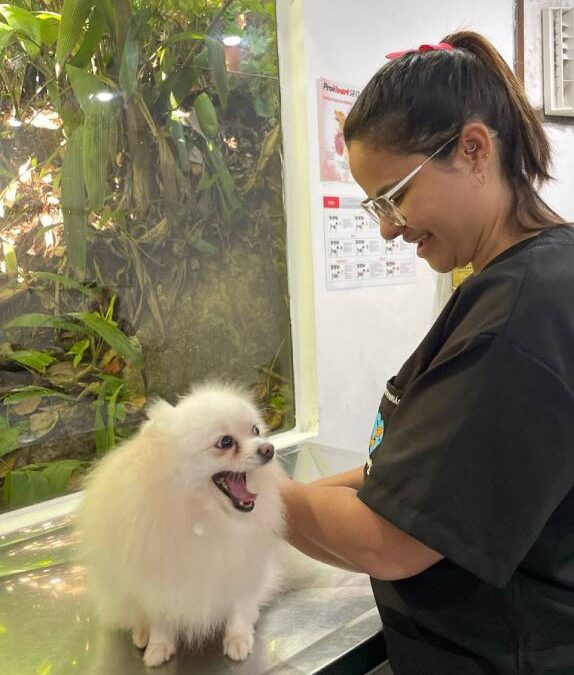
361, 135, 459, 228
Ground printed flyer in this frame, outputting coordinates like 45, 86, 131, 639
317, 78, 361, 183
323, 195, 416, 290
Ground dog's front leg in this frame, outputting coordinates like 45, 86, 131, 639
142, 621, 177, 667
223, 599, 260, 661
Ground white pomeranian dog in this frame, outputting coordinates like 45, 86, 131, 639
77, 383, 286, 668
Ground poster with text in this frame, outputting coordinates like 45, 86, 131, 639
318, 78, 361, 183
323, 195, 416, 290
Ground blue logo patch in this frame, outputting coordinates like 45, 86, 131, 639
369, 412, 384, 455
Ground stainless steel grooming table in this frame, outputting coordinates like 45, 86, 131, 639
0, 442, 389, 674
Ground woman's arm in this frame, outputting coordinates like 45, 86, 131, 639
310, 465, 365, 490
281, 480, 443, 580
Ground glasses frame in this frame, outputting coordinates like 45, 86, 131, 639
361, 134, 459, 228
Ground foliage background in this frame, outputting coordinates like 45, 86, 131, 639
0, 0, 294, 509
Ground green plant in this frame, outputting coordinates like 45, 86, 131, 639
0, 276, 145, 505
1, 459, 89, 509
0, 0, 295, 512
93, 374, 128, 456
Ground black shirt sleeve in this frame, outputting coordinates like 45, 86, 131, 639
357, 333, 574, 587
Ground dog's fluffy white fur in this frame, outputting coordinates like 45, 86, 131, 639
78, 383, 286, 667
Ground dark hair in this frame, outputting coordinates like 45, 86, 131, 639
344, 30, 564, 231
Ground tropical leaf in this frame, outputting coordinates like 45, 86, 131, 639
189, 233, 218, 255
72, 312, 143, 367
194, 93, 218, 138
94, 390, 107, 456
42, 460, 87, 495
2, 386, 74, 405
31, 271, 100, 298
66, 66, 119, 211
93, 376, 113, 456
163, 31, 204, 47
35, 11, 60, 46
168, 120, 189, 172
2, 241, 17, 274
60, 127, 87, 276
118, 7, 154, 96
4, 350, 57, 373
107, 382, 124, 448
0, 4, 41, 56
3, 470, 51, 508
155, 66, 197, 115
4, 312, 84, 333
98, 0, 115, 41
241, 124, 280, 194
205, 142, 243, 221
205, 36, 228, 107
67, 338, 90, 367
3, 460, 88, 508
82, 106, 115, 210
157, 134, 180, 222
0, 21, 13, 54
66, 64, 114, 116
55, 0, 93, 66
119, 23, 139, 97
0, 418, 21, 459
69, 5, 104, 68
194, 45, 209, 69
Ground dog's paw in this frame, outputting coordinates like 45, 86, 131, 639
143, 641, 176, 667
223, 632, 254, 661
132, 626, 150, 649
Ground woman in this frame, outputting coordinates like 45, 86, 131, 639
281, 31, 574, 674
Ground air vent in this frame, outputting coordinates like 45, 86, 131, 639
542, 7, 574, 116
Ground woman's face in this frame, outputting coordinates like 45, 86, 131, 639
348, 132, 506, 273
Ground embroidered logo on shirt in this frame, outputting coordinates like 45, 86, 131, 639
366, 456, 373, 475
366, 412, 385, 476
369, 412, 385, 455
383, 387, 400, 406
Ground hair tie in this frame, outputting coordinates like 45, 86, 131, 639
385, 42, 455, 60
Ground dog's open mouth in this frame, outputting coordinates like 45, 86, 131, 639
211, 472, 257, 512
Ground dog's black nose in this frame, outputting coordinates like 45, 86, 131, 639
257, 443, 274, 462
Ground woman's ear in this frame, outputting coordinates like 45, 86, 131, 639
458, 122, 494, 185
457, 122, 493, 173
464, 140, 478, 155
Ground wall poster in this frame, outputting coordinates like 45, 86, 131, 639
323, 195, 416, 290
317, 78, 360, 183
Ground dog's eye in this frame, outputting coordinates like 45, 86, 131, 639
252, 425, 260, 436
216, 435, 235, 449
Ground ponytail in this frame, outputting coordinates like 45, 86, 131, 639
443, 31, 551, 186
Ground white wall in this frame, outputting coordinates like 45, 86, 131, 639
294, 0, 515, 454
282, 0, 572, 455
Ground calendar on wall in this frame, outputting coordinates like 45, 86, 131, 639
323, 195, 416, 290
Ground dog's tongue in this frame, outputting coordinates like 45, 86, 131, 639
227, 473, 256, 501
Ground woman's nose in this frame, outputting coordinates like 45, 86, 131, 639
379, 217, 403, 240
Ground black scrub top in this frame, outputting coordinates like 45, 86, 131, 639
357, 225, 574, 675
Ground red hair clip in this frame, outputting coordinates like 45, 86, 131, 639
385, 42, 455, 60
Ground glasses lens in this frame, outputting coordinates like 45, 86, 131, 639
364, 198, 406, 227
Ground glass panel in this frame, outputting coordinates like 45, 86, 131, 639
0, 0, 294, 512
